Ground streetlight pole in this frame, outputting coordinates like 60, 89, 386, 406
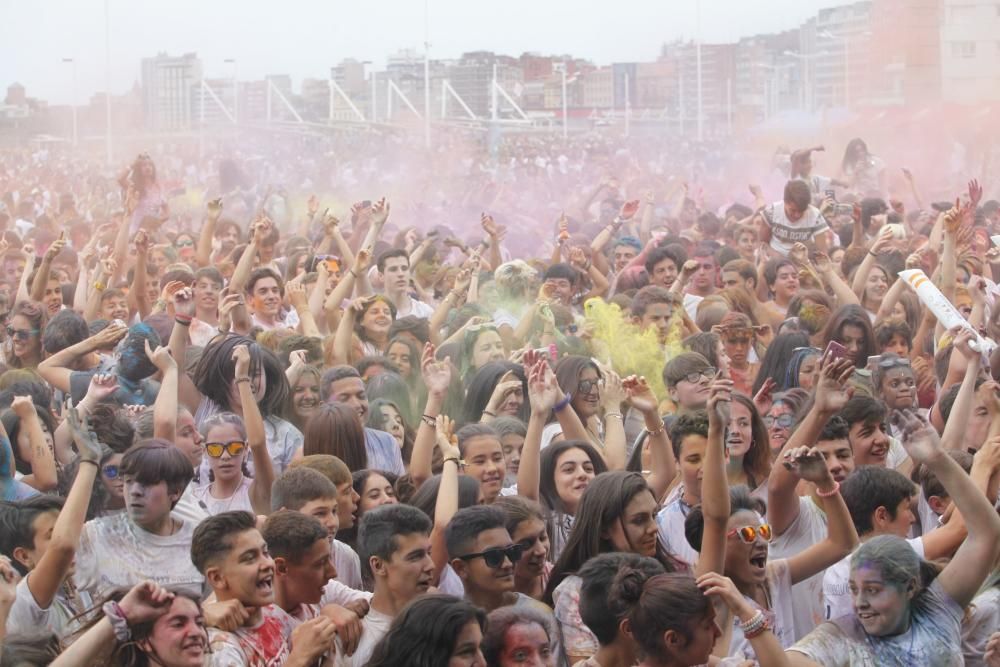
695, 0, 703, 141
224, 58, 237, 125
560, 64, 568, 140
62, 58, 78, 146
423, 0, 431, 148
104, 0, 112, 163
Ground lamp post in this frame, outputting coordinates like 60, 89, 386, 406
224, 58, 237, 125
62, 58, 78, 146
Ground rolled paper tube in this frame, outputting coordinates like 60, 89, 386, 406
898, 269, 996, 355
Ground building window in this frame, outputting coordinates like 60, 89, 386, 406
951, 41, 976, 58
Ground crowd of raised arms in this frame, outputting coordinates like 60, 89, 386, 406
2, 129, 1000, 667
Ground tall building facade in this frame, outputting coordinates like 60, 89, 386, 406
141, 52, 202, 130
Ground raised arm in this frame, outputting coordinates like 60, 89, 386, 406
229, 216, 267, 295
518, 359, 560, 502
287, 280, 321, 338
850, 227, 893, 300
195, 198, 223, 267
129, 231, 152, 321
695, 375, 734, 578
9, 397, 57, 492
332, 298, 363, 367
896, 409, 1000, 608
626, 375, 676, 499
27, 407, 101, 611
598, 371, 628, 470
51, 582, 176, 667
769, 357, 855, 536
410, 344, 452, 488
430, 415, 460, 582
941, 327, 980, 451
780, 445, 859, 585
814, 252, 860, 308
233, 344, 273, 516
144, 338, 178, 443
29, 233, 65, 303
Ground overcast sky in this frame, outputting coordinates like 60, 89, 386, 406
2, 0, 841, 105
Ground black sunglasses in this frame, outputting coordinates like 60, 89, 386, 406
457, 543, 524, 569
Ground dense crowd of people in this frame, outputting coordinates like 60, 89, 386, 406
0, 127, 1000, 666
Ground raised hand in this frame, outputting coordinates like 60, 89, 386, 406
288, 349, 309, 371
601, 370, 626, 410
370, 197, 391, 226
481, 212, 500, 237
91, 319, 129, 348
435, 414, 460, 460
619, 199, 640, 221
217, 292, 244, 334
286, 280, 308, 310
707, 373, 733, 426
10, 395, 37, 420
697, 572, 755, 620
144, 339, 176, 373
354, 246, 373, 273
232, 344, 251, 379
169, 284, 196, 319
680, 259, 700, 283
0, 556, 16, 610
133, 229, 150, 255
781, 446, 831, 484
752, 377, 778, 415
624, 375, 658, 415
950, 325, 979, 362
322, 211, 340, 235
789, 242, 809, 266
67, 404, 102, 464
84, 372, 120, 404
118, 581, 175, 626
44, 232, 66, 262
892, 408, 942, 464
527, 359, 561, 414
813, 355, 855, 414
557, 213, 569, 242
207, 198, 223, 220
421, 343, 452, 398
568, 246, 589, 270
307, 194, 320, 217
969, 179, 984, 209
201, 598, 252, 632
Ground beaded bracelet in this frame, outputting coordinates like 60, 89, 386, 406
553, 393, 572, 412
741, 610, 767, 638
816, 480, 841, 498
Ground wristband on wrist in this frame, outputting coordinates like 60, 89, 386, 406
103, 600, 131, 642
605, 413, 623, 420
421, 414, 438, 428
443, 457, 464, 467
93, 281, 106, 291
482, 410, 496, 418
553, 393, 572, 412
235, 376, 251, 384
815, 480, 841, 498
868, 250, 878, 257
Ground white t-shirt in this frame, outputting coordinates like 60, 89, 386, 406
823, 536, 924, 620
332, 539, 364, 591
333, 607, 393, 667
191, 477, 254, 516
729, 558, 797, 660
655, 485, 699, 568
5, 577, 93, 641
74, 513, 204, 601
769, 496, 829, 640
963, 584, 1000, 667
395, 297, 434, 320
207, 604, 296, 667
761, 201, 830, 256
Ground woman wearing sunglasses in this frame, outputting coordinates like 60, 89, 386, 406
4, 300, 47, 369
190, 344, 274, 516
687, 379, 858, 662
172, 232, 197, 266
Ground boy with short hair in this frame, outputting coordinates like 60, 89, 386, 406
262, 510, 369, 662
1, 407, 96, 631
446, 505, 549, 614
655, 410, 714, 566
273, 463, 366, 598
334, 503, 435, 666
629, 285, 677, 345
191, 511, 334, 667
